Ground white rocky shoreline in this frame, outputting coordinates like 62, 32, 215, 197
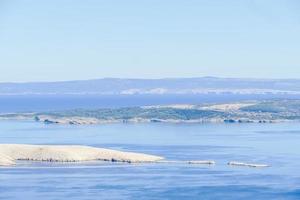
0, 114, 287, 125
35, 115, 286, 125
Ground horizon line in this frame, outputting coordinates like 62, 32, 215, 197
1, 76, 300, 84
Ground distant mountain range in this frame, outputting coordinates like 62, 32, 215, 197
1, 77, 300, 96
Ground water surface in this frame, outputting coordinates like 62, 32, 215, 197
0, 121, 300, 199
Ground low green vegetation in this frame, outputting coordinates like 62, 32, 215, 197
38, 107, 224, 121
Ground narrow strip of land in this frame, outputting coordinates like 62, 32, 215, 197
0, 144, 163, 166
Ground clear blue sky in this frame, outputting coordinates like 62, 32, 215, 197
0, 0, 300, 82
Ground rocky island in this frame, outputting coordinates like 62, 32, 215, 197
0, 144, 164, 166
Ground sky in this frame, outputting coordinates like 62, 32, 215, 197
0, 0, 300, 82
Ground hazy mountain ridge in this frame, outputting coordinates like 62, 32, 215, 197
1, 77, 300, 95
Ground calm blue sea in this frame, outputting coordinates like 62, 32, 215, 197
0, 121, 300, 199
1, 94, 300, 112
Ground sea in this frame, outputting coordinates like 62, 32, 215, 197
1, 94, 300, 112
0, 95, 300, 199
0, 121, 300, 199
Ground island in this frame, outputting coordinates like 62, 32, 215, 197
0, 144, 164, 166
1, 100, 300, 125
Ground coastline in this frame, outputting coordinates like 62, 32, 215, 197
0, 113, 295, 125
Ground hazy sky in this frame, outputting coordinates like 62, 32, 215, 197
0, 0, 300, 82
